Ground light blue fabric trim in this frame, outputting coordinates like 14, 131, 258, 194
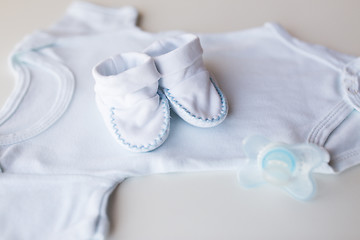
109, 91, 170, 152
0, 48, 75, 146
164, 77, 228, 122
0, 39, 55, 126
0, 60, 31, 126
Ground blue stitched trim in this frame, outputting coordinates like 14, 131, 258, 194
109, 92, 170, 151
164, 77, 227, 122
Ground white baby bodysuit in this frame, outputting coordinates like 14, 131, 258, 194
1, 1, 360, 239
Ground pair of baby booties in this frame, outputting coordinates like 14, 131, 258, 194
93, 34, 229, 152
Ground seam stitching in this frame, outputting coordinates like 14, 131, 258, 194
307, 101, 349, 145
164, 77, 227, 122
110, 92, 170, 151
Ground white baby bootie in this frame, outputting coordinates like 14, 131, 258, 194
93, 52, 170, 152
144, 33, 228, 128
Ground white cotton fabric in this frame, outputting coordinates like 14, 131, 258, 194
93, 53, 170, 152
144, 33, 228, 127
1, 1, 360, 239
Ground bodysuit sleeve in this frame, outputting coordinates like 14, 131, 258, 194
48, 1, 139, 36
0, 2, 139, 240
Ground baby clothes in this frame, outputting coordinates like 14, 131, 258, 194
92, 33, 228, 152
93, 52, 170, 152
143, 33, 228, 128
1, 1, 360, 239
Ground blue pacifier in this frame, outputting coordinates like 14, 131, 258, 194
238, 135, 330, 201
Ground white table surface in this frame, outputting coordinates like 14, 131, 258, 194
1, 0, 360, 239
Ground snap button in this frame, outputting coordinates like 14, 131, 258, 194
342, 58, 360, 111
345, 74, 359, 94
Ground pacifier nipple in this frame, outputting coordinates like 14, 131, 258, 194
263, 160, 292, 185
261, 148, 296, 186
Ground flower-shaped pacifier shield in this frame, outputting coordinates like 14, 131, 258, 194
238, 135, 330, 201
